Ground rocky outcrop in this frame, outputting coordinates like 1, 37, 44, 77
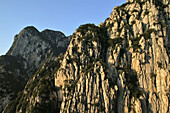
3, 0, 170, 113
103, 0, 170, 112
3, 54, 64, 113
55, 24, 112, 113
0, 26, 70, 112
55, 0, 170, 112
0, 55, 27, 112
7, 26, 70, 76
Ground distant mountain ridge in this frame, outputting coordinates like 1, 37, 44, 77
0, 26, 70, 112
7, 26, 70, 76
1, 0, 170, 113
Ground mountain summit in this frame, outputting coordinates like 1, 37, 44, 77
1, 0, 170, 113
0, 26, 70, 112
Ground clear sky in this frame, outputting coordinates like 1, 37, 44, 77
0, 0, 126, 55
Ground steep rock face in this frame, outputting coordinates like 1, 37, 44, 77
55, 24, 112, 113
54, 24, 145, 112
3, 0, 170, 113
0, 55, 27, 112
54, 0, 170, 112
0, 26, 70, 112
7, 26, 70, 76
102, 0, 170, 112
3, 54, 64, 113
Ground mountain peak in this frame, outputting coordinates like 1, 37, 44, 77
18, 26, 39, 37
40, 29, 66, 39
1, 0, 170, 113
22, 26, 38, 31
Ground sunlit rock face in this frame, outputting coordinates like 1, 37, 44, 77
54, 0, 170, 112
2, 0, 170, 113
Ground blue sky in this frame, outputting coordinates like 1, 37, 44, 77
0, 0, 126, 55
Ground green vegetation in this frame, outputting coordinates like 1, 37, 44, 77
72, 44, 78, 53
154, 0, 168, 10
131, 20, 136, 25
128, 28, 157, 52
124, 67, 144, 100
142, 28, 157, 40
157, 61, 163, 68
133, 0, 145, 5
168, 50, 170, 55
76, 24, 109, 48
107, 37, 123, 49
154, 19, 166, 28
76, 24, 99, 35
4, 54, 64, 113
130, 37, 141, 52
3, 0, 170, 112
117, 66, 144, 100
5, 92, 22, 113
115, 2, 131, 11
136, 14, 142, 20
63, 77, 80, 96
67, 55, 80, 66
144, 10, 149, 16
153, 19, 164, 26
150, 72, 157, 78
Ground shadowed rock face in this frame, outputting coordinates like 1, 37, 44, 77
0, 55, 27, 112
7, 26, 70, 77
2, 0, 170, 113
2, 55, 64, 113
0, 26, 70, 112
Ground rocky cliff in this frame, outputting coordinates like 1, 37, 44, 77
2, 54, 64, 113
0, 55, 27, 112
7, 26, 70, 76
2, 0, 170, 113
0, 27, 70, 112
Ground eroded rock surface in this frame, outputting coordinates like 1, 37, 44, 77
2, 0, 170, 113
7, 26, 70, 76
0, 26, 70, 112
